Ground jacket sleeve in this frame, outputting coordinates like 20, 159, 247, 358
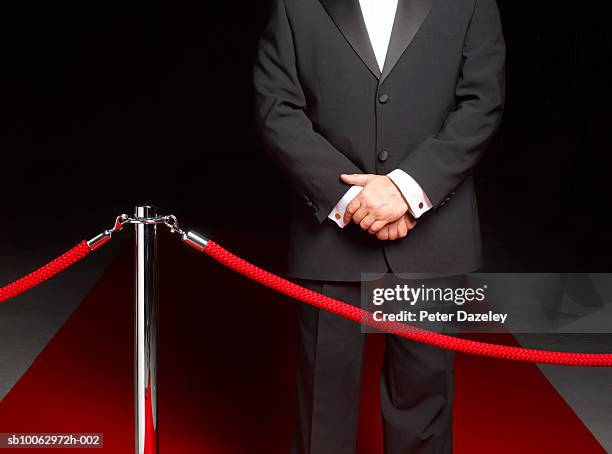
397, 0, 506, 208
253, 0, 362, 223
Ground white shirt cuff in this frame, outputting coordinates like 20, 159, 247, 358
387, 169, 432, 219
328, 185, 363, 228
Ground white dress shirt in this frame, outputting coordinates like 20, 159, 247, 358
328, 0, 433, 228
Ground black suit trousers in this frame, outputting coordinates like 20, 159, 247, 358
291, 276, 461, 454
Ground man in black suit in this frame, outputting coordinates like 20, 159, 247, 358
254, 0, 505, 452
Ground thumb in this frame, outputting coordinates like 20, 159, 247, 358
341, 174, 374, 186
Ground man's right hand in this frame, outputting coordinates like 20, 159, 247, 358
372, 214, 416, 241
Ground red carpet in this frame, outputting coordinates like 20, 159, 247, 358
0, 238, 605, 453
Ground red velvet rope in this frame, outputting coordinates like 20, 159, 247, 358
203, 240, 612, 367
0, 241, 91, 303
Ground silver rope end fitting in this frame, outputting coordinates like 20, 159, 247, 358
87, 214, 129, 251
87, 231, 113, 251
162, 215, 208, 252
181, 230, 209, 253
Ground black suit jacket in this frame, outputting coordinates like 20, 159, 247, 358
254, 0, 505, 281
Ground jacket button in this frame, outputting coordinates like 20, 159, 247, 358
378, 94, 389, 104
378, 150, 388, 162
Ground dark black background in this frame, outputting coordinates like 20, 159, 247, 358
2, 1, 611, 272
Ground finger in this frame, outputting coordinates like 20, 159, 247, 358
397, 217, 408, 238
377, 227, 389, 241
407, 215, 417, 229
359, 214, 376, 231
368, 220, 387, 234
388, 223, 399, 241
341, 174, 374, 186
352, 205, 369, 225
344, 198, 361, 225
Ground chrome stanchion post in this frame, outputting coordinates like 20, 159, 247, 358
134, 205, 159, 454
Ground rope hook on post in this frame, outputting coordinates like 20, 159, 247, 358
86, 213, 130, 250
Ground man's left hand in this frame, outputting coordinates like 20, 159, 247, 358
341, 174, 409, 232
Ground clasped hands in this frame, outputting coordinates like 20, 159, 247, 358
340, 174, 416, 241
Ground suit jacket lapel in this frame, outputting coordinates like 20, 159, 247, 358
381, 0, 437, 82
319, 0, 381, 79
